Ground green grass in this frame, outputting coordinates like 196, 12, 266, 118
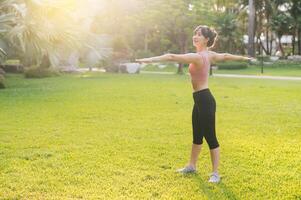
214, 66, 301, 77
0, 73, 301, 199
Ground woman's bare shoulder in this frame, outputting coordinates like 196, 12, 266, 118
208, 51, 221, 63
208, 51, 218, 56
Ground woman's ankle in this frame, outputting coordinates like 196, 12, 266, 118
188, 163, 196, 169
212, 170, 219, 174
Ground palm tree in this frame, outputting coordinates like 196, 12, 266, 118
0, 0, 18, 63
2, 0, 110, 69
6, 1, 82, 68
0, 47, 7, 63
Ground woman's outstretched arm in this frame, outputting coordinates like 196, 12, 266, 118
136, 53, 202, 64
210, 51, 252, 63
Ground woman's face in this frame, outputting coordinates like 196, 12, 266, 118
192, 29, 208, 47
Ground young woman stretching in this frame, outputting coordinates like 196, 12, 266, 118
136, 25, 250, 183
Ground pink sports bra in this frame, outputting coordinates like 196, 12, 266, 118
188, 51, 210, 86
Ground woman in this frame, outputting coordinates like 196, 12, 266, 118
136, 25, 250, 183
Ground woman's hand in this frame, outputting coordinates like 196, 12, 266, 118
249, 58, 258, 64
135, 58, 153, 63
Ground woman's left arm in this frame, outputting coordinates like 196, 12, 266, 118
136, 53, 201, 64
209, 51, 251, 63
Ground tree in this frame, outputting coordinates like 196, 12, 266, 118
214, 12, 244, 54
287, 0, 301, 55
271, 10, 293, 56
1, 0, 110, 70
0, 0, 18, 63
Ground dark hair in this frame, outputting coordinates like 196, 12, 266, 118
194, 25, 218, 48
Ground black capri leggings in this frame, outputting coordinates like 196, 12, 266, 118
192, 88, 219, 149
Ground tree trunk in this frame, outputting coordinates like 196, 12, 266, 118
256, 36, 260, 54
270, 34, 273, 55
292, 32, 295, 55
298, 28, 301, 55
248, 0, 256, 57
39, 54, 51, 69
144, 31, 148, 52
177, 63, 183, 74
278, 35, 284, 56
266, 17, 270, 55
259, 38, 268, 55
177, 35, 186, 74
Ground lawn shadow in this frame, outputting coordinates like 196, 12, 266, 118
181, 173, 239, 200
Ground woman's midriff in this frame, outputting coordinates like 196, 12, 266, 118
191, 80, 208, 92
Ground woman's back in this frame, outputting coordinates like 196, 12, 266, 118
188, 51, 210, 91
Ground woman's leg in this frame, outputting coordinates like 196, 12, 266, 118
177, 104, 203, 173
189, 103, 204, 168
203, 114, 219, 173
210, 147, 220, 173
188, 143, 202, 168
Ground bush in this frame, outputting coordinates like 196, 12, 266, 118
256, 55, 271, 62
134, 50, 154, 60
0, 64, 24, 73
142, 63, 178, 72
0, 68, 5, 75
216, 62, 248, 70
0, 74, 5, 89
24, 66, 60, 78
251, 60, 301, 68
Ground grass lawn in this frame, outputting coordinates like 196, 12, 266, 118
0, 73, 300, 199
214, 66, 301, 77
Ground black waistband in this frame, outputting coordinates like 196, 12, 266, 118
193, 88, 210, 95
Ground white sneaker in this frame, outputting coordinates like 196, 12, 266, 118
208, 172, 220, 183
176, 166, 196, 174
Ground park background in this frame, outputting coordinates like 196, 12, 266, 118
0, 0, 301, 199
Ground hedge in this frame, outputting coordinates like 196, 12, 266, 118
0, 74, 5, 89
24, 67, 60, 78
216, 62, 248, 70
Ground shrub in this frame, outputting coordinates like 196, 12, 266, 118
270, 60, 301, 68
251, 60, 301, 68
0, 68, 5, 75
24, 66, 60, 78
256, 55, 271, 62
0, 64, 24, 73
216, 62, 248, 70
0, 74, 5, 89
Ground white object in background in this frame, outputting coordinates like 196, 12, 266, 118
263, 62, 273, 65
158, 64, 166, 69
270, 56, 279, 61
288, 55, 301, 62
125, 63, 141, 74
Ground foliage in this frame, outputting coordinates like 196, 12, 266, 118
0, 47, 7, 63
24, 66, 60, 78
0, 0, 110, 69
214, 12, 244, 54
256, 55, 271, 62
0, 64, 23, 73
216, 62, 248, 69
0, 74, 5, 88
